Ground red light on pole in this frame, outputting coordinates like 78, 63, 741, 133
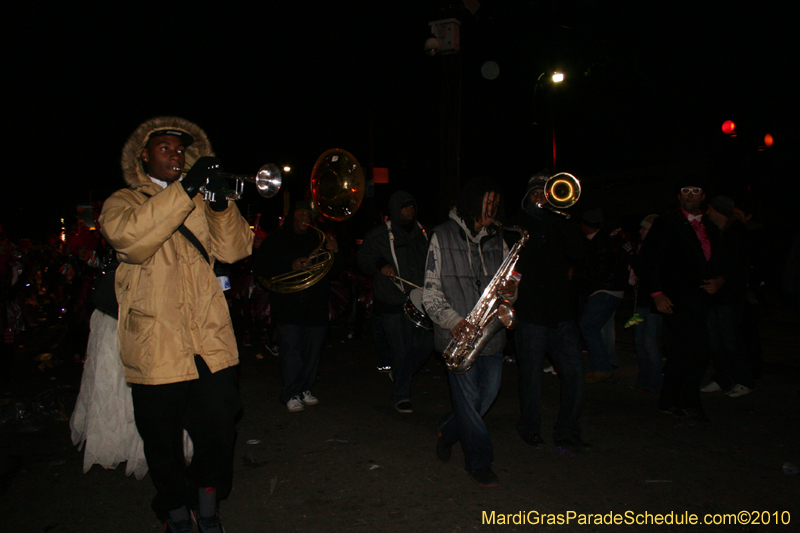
721, 120, 735, 134
764, 133, 774, 147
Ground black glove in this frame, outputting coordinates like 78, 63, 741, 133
205, 175, 230, 211
181, 156, 223, 198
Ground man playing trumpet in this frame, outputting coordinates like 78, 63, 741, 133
99, 116, 253, 532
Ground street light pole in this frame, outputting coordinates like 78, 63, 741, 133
533, 71, 564, 171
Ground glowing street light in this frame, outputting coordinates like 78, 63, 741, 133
552, 72, 564, 83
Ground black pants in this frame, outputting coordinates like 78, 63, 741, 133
659, 303, 711, 411
131, 356, 240, 520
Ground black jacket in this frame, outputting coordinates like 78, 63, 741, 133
575, 229, 630, 295
639, 210, 721, 311
513, 206, 587, 326
254, 217, 342, 326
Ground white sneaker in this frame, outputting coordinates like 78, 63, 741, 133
543, 365, 557, 375
726, 384, 752, 397
301, 390, 319, 405
700, 381, 722, 393
286, 397, 304, 412
265, 344, 279, 357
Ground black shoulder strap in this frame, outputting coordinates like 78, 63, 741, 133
177, 224, 210, 264
139, 189, 210, 264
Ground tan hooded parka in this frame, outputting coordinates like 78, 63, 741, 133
99, 116, 253, 385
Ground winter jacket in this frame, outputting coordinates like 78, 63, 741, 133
356, 191, 429, 314
253, 215, 342, 326
99, 116, 253, 385
575, 229, 630, 295
513, 203, 587, 326
423, 209, 510, 354
639, 209, 720, 311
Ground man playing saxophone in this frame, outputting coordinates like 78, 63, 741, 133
422, 177, 517, 487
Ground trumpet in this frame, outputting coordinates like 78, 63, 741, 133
181, 164, 282, 201
537, 172, 581, 218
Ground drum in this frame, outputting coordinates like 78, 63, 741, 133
403, 288, 433, 330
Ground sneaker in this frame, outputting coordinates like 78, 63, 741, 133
301, 390, 319, 405
521, 434, 545, 448
395, 400, 413, 413
554, 435, 591, 452
543, 365, 557, 375
163, 518, 193, 533
584, 371, 613, 384
264, 344, 279, 356
726, 384, 752, 397
436, 434, 453, 462
286, 396, 304, 413
681, 407, 711, 424
468, 466, 499, 487
194, 513, 226, 533
700, 381, 722, 393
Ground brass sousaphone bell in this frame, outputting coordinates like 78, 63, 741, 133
259, 148, 364, 293
310, 148, 365, 221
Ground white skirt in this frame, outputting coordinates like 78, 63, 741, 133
70, 309, 192, 480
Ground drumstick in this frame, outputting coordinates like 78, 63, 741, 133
395, 277, 423, 290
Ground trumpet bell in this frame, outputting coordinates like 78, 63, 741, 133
254, 164, 282, 198
311, 148, 364, 222
545, 172, 581, 209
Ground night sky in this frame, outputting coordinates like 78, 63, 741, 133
6, 1, 793, 242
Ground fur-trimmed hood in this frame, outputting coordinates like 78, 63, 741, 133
120, 116, 214, 188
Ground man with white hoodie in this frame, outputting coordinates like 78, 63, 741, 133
423, 177, 516, 487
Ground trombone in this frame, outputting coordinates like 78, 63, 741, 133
537, 172, 581, 217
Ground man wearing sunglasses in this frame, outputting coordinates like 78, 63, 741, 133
638, 180, 723, 423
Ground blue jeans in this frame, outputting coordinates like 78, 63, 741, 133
381, 312, 433, 404
580, 292, 622, 372
633, 305, 663, 392
515, 321, 584, 441
276, 324, 328, 404
371, 314, 391, 368
438, 354, 503, 471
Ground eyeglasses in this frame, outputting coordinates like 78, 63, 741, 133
680, 188, 702, 195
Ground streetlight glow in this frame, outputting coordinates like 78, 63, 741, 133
552, 72, 564, 83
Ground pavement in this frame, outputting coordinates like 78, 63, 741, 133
2, 296, 799, 532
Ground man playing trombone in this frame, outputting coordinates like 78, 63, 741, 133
512, 171, 589, 452
99, 116, 253, 533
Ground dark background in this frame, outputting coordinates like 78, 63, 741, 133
5, 1, 794, 254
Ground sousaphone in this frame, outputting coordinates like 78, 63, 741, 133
259, 148, 364, 293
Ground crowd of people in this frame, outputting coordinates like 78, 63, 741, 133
2, 115, 790, 532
